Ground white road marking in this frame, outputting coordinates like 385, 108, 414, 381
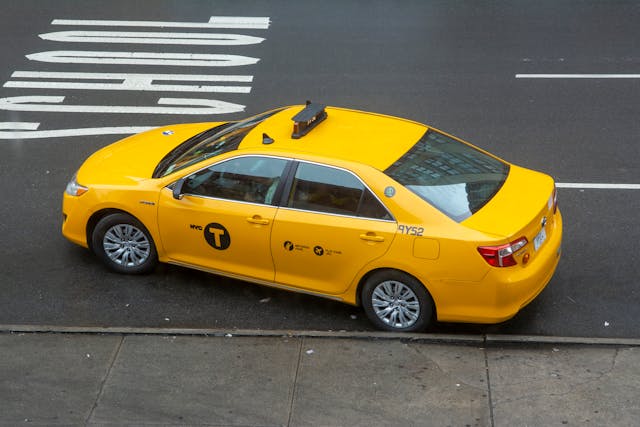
5, 71, 252, 93
557, 183, 640, 190
0, 96, 245, 114
26, 51, 259, 67
40, 31, 264, 46
1, 15, 270, 136
52, 17, 271, 29
0, 122, 154, 139
7, 71, 253, 82
11, 71, 253, 83
516, 74, 640, 78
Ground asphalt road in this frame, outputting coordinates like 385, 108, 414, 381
1, 0, 638, 338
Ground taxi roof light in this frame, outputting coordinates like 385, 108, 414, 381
291, 101, 327, 139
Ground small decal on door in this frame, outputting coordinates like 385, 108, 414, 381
282, 241, 309, 252
204, 223, 231, 250
283, 241, 341, 256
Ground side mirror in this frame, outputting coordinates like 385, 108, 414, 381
172, 178, 185, 200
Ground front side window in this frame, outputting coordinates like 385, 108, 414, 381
287, 162, 392, 220
385, 130, 509, 222
182, 156, 288, 205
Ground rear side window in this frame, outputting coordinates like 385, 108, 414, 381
287, 162, 392, 220
385, 130, 509, 222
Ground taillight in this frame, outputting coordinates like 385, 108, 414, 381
478, 237, 528, 267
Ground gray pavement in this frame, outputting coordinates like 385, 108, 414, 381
1, 329, 639, 426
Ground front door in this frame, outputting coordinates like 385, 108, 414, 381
158, 156, 289, 282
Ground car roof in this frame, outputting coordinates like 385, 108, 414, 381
238, 105, 428, 170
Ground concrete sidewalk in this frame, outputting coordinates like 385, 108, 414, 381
1, 331, 638, 426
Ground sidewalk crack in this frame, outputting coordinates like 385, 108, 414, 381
85, 334, 124, 426
286, 337, 304, 427
484, 348, 496, 427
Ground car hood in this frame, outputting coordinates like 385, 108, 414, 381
76, 122, 220, 185
462, 165, 555, 239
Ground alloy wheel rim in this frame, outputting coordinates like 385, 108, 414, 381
372, 280, 420, 329
103, 224, 150, 267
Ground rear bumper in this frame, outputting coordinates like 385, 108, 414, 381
437, 209, 562, 324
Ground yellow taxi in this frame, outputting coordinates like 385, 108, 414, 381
62, 103, 562, 332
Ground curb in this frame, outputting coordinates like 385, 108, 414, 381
485, 334, 640, 346
1, 324, 639, 346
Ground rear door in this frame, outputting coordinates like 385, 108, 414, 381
271, 161, 397, 295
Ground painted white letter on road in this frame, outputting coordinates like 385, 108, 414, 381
5, 72, 253, 93
0, 122, 153, 139
40, 31, 264, 46
52, 16, 271, 30
0, 96, 245, 114
26, 51, 259, 67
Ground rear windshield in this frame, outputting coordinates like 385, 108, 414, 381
384, 130, 509, 222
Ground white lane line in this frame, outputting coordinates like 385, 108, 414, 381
516, 74, 640, 79
557, 183, 640, 190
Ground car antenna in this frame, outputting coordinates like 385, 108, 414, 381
262, 133, 275, 145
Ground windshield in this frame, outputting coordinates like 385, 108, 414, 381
384, 130, 509, 222
154, 108, 284, 178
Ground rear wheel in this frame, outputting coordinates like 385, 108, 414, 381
362, 270, 433, 332
91, 213, 158, 274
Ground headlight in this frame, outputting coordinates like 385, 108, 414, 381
65, 173, 88, 196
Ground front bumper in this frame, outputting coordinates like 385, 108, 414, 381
61, 192, 90, 248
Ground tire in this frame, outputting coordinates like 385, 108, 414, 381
91, 213, 158, 274
361, 270, 433, 332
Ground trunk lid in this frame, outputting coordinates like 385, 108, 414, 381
463, 165, 556, 242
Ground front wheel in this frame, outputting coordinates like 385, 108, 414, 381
91, 213, 158, 274
362, 270, 434, 332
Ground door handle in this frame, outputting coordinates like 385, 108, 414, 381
246, 215, 270, 225
360, 233, 385, 242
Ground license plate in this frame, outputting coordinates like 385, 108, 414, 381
534, 227, 547, 251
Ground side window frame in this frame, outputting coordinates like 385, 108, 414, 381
280, 160, 395, 221
179, 155, 291, 206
